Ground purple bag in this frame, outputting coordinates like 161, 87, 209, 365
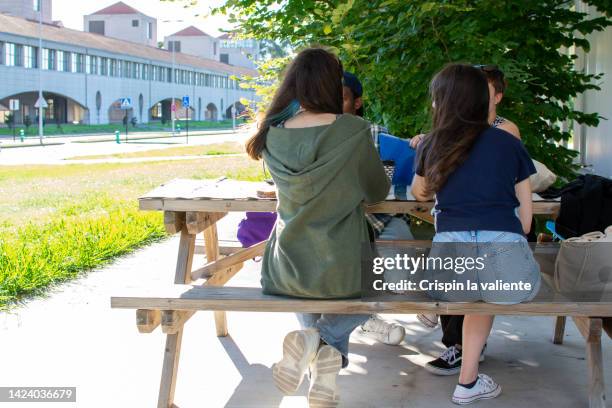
236, 212, 277, 247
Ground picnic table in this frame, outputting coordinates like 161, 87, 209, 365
111, 178, 611, 408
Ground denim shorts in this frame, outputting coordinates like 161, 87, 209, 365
424, 230, 541, 304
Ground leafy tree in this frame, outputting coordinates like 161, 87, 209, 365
216, 0, 612, 179
5, 113, 14, 130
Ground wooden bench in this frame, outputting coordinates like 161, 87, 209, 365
109, 178, 612, 408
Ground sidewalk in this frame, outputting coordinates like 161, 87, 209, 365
0, 127, 243, 148
0, 214, 610, 407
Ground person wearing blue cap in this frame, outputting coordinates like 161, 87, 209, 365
342, 71, 415, 346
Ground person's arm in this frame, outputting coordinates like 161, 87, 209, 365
499, 120, 521, 140
359, 134, 391, 203
411, 174, 434, 201
409, 133, 426, 149
515, 177, 533, 234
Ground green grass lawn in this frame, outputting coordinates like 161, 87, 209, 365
0, 156, 265, 309
0, 119, 245, 137
65, 142, 244, 160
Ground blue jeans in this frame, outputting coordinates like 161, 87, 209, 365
426, 230, 541, 304
296, 218, 413, 368
379, 217, 415, 286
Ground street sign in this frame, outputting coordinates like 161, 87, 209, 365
34, 97, 48, 109
182, 96, 190, 108
9, 99, 19, 111
119, 97, 132, 110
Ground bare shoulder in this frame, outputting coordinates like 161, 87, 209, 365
498, 119, 521, 139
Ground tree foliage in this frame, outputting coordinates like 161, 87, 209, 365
216, 0, 612, 179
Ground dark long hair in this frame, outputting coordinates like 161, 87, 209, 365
417, 63, 490, 194
246, 48, 344, 160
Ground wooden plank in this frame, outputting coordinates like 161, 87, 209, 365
157, 228, 196, 408
139, 197, 559, 215
112, 286, 612, 316
205, 263, 244, 287
136, 309, 161, 333
203, 223, 229, 337
161, 310, 191, 335
158, 331, 183, 408
163, 212, 185, 235
553, 316, 566, 345
185, 211, 226, 235
573, 317, 607, 408
573, 317, 603, 343
191, 241, 266, 281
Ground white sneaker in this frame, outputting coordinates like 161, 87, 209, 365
361, 316, 406, 345
272, 329, 320, 395
308, 344, 342, 408
452, 373, 501, 405
416, 313, 439, 328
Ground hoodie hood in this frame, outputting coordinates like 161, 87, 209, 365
263, 114, 371, 205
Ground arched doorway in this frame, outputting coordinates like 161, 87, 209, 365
225, 101, 246, 119
205, 103, 218, 121
108, 99, 133, 124
0, 91, 87, 125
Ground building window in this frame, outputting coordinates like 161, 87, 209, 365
220, 53, 229, 64
109, 59, 116, 76
147, 22, 153, 40
213, 41, 217, 56
142, 64, 148, 80
124, 61, 132, 78
4, 43, 16, 66
167, 67, 172, 82
168, 41, 181, 52
24, 45, 37, 68
89, 21, 105, 35
132, 19, 139, 27
42, 48, 54, 70
100, 57, 108, 75
70, 52, 84, 73
33, 0, 41, 12
86, 55, 98, 75
57, 50, 67, 71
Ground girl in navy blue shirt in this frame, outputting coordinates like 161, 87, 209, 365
412, 64, 540, 405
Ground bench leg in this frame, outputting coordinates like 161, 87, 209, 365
586, 338, 606, 408
157, 225, 196, 408
573, 317, 606, 408
553, 316, 566, 345
203, 224, 228, 337
158, 331, 183, 408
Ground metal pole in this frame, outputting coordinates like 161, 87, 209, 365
232, 103, 236, 132
186, 103, 189, 144
171, 46, 175, 135
38, 0, 44, 145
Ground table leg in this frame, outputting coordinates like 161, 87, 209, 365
572, 317, 606, 408
203, 223, 228, 337
553, 316, 566, 345
158, 226, 195, 408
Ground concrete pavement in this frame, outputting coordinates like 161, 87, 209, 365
0, 129, 250, 165
1, 213, 610, 408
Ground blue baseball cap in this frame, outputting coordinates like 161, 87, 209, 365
343, 72, 363, 98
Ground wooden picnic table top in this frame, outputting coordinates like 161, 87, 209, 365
139, 178, 561, 214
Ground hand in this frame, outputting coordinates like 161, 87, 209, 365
409, 133, 425, 149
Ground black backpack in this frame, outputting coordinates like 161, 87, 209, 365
555, 174, 612, 238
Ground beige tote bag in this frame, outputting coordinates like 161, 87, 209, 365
554, 226, 612, 297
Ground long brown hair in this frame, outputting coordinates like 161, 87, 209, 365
416, 63, 490, 194
246, 47, 344, 160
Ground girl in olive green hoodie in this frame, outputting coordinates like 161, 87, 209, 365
246, 48, 389, 408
